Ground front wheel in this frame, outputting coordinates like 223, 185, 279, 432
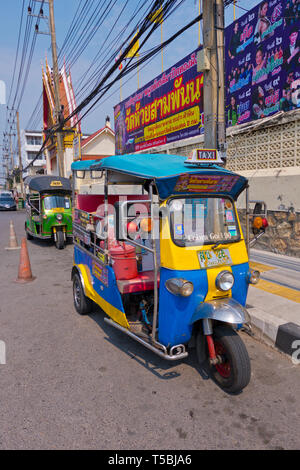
25, 223, 33, 240
55, 229, 65, 249
200, 325, 251, 394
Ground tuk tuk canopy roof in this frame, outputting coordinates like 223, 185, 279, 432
71, 154, 248, 200
69, 159, 99, 170
24, 175, 72, 193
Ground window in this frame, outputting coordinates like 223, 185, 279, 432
43, 196, 71, 210
0, 195, 14, 203
169, 196, 240, 247
26, 135, 42, 146
27, 152, 44, 160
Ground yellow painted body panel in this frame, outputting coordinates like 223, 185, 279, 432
77, 264, 129, 328
205, 265, 233, 301
160, 199, 249, 271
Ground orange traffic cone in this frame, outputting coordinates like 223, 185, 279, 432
5, 220, 20, 250
15, 238, 36, 283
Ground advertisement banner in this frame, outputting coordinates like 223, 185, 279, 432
225, 0, 300, 128
114, 48, 204, 154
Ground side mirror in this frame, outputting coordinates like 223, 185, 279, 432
252, 216, 268, 235
252, 202, 268, 235
253, 202, 262, 215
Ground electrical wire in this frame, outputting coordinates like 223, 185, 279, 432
7, 0, 26, 105
22, 0, 201, 173
73, 0, 184, 106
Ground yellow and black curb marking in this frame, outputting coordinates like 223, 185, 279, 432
249, 261, 300, 304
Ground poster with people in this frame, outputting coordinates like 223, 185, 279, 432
225, 0, 300, 128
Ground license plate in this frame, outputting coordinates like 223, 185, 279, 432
198, 249, 232, 269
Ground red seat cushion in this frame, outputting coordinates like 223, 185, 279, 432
117, 270, 160, 294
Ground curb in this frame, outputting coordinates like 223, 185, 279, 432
248, 307, 300, 362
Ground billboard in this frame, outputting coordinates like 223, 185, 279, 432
114, 48, 204, 154
225, 0, 300, 128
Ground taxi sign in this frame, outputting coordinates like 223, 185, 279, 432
186, 149, 224, 165
50, 181, 63, 187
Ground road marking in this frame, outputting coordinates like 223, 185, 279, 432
249, 261, 275, 273
254, 279, 300, 304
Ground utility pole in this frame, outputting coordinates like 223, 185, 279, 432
16, 111, 24, 198
48, 0, 65, 177
9, 133, 16, 188
4, 164, 9, 190
202, 0, 226, 161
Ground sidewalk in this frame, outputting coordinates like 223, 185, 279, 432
247, 249, 300, 360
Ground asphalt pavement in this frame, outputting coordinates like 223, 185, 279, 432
0, 211, 300, 450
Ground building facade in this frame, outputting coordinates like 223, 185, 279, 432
21, 130, 46, 177
81, 118, 115, 161
42, 61, 79, 177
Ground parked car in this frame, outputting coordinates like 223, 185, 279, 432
0, 193, 17, 211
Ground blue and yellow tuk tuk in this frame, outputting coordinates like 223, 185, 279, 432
71, 152, 267, 393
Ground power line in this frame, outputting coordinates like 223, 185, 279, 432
7, 0, 26, 105
22, 0, 198, 173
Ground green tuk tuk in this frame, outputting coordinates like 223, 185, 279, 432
24, 175, 72, 249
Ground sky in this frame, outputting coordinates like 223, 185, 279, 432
0, 0, 262, 180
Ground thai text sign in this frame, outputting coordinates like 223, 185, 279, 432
114, 49, 203, 154
225, 0, 300, 128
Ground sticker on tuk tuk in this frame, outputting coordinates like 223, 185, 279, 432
228, 227, 237, 237
174, 174, 240, 193
95, 247, 106, 264
225, 210, 234, 222
198, 249, 232, 269
175, 224, 184, 236
92, 261, 108, 286
50, 181, 63, 187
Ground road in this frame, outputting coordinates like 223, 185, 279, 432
0, 211, 300, 450
250, 249, 300, 292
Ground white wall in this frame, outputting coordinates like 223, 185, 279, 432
236, 169, 300, 212
83, 130, 115, 156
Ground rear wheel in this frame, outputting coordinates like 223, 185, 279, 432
73, 273, 93, 315
55, 229, 65, 249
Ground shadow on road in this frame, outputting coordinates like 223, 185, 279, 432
86, 306, 210, 384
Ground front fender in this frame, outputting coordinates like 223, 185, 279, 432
190, 298, 250, 325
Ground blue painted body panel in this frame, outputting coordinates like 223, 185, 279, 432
157, 263, 250, 347
231, 262, 250, 307
74, 244, 125, 314
158, 267, 208, 347
74, 243, 250, 348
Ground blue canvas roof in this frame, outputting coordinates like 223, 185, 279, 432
71, 159, 99, 170
72, 154, 248, 200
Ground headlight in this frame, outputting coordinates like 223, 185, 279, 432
165, 278, 194, 297
56, 214, 63, 221
216, 271, 234, 291
247, 269, 260, 284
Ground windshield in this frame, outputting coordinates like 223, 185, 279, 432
43, 196, 71, 210
0, 196, 14, 202
169, 196, 240, 247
